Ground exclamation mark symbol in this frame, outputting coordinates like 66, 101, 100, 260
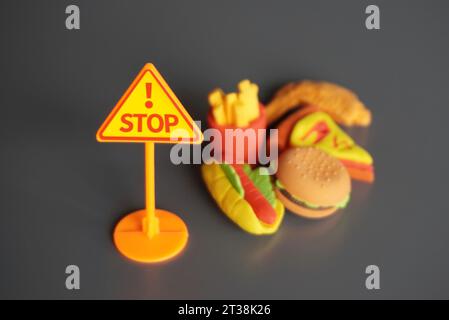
145, 83, 153, 108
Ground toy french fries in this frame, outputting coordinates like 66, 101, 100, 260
208, 89, 226, 125
236, 80, 260, 126
206, 80, 267, 163
208, 80, 261, 127
225, 93, 237, 125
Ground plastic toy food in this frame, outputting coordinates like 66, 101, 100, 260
207, 80, 267, 163
288, 111, 374, 183
266, 81, 371, 127
275, 147, 351, 219
269, 104, 319, 151
208, 80, 260, 127
201, 163, 285, 235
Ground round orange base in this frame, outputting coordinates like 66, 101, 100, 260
113, 209, 188, 263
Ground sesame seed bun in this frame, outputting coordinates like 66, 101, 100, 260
275, 147, 351, 218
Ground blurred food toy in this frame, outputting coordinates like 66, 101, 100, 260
208, 80, 260, 127
269, 104, 319, 151
288, 111, 374, 183
275, 147, 351, 219
207, 80, 267, 163
201, 163, 285, 235
202, 76, 375, 234
266, 81, 371, 127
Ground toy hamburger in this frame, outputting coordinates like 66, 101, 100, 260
275, 147, 351, 218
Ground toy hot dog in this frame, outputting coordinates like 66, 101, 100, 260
201, 163, 284, 235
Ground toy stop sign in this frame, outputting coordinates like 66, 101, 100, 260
97, 63, 202, 143
97, 64, 202, 264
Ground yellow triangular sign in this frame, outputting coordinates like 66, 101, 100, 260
97, 64, 202, 144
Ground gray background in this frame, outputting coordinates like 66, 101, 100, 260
0, 0, 448, 299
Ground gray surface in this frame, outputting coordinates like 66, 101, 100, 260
1, 0, 448, 299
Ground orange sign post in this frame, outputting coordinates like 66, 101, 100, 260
97, 63, 202, 263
